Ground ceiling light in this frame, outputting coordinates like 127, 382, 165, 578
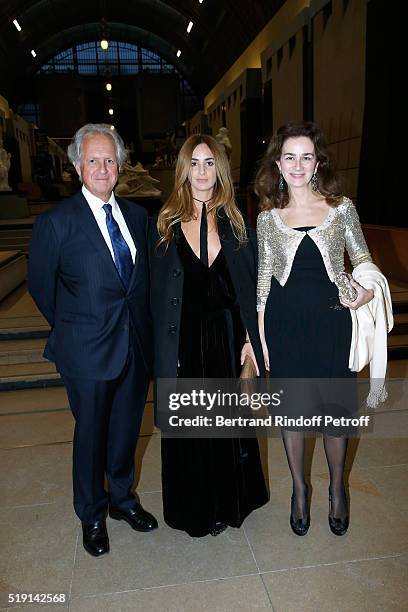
31, 49, 36, 58
13, 19, 22, 31
199, 0, 204, 3
187, 21, 193, 33
110, 125, 115, 131
101, 39, 109, 50
176, 49, 181, 58
106, 83, 112, 91
108, 108, 114, 116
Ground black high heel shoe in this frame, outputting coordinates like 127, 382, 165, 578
290, 485, 310, 536
328, 487, 349, 536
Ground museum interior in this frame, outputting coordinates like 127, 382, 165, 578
0, 0, 406, 610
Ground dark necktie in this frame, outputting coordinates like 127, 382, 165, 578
102, 203, 133, 288
199, 201, 208, 266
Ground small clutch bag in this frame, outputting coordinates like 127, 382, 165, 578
240, 355, 257, 379
335, 271, 358, 302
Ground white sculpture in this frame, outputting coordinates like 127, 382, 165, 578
0, 136, 11, 191
153, 133, 178, 168
115, 160, 162, 198
215, 127, 232, 159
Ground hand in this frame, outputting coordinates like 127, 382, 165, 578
339, 278, 374, 310
260, 338, 270, 372
257, 312, 270, 372
240, 341, 260, 376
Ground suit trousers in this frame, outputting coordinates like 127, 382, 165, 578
63, 345, 149, 523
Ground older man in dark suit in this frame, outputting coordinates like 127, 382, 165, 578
28, 124, 157, 557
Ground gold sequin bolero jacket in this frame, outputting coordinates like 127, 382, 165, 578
256, 197, 372, 311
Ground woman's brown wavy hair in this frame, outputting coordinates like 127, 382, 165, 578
254, 121, 343, 210
157, 134, 246, 245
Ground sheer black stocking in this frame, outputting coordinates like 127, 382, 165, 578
323, 435, 348, 519
281, 429, 307, 521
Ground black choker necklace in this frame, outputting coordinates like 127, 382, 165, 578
192, 196, 212, 206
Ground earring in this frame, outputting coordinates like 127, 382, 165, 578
278, 173, 284, 192
311, 172, 318, 192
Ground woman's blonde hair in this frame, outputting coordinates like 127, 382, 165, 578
157, 134, 246, 245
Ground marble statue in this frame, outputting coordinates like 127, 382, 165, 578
215, 126, 232, 159
0, 136, 12, 191
153, 132, 178, 168
115, 160, 162, 198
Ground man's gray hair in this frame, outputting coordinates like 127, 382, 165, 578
67, 123, 127, 169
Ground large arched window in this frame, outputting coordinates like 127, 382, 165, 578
38, 41, 180, 76
27, 41, 199, 122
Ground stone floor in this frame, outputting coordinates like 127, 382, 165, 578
0, 286, 407, 611
1, 386, 407, 611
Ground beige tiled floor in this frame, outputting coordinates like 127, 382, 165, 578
261, 554, 408, 612
0, 388, 407, 611
0, 286, 407, 610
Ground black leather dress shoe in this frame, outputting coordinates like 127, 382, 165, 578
82, 521, 109, 557
109, 503, 158, 532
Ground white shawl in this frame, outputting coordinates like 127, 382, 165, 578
349, 262, 394, 407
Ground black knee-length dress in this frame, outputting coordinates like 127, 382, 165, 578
161, 230, 268, 537
265, 228, 356, 431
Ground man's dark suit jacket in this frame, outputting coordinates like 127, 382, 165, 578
28, 190, 153, 380
148, 211, 265, 382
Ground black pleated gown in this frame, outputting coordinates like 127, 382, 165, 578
161, 231, 268, 537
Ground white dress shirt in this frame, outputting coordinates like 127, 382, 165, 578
82, 185, 136, 263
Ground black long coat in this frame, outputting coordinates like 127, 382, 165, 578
148, 212, 265, 381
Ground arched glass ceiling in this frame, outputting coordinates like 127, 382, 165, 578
20, 40, 200, 125
38, 41, 180, 77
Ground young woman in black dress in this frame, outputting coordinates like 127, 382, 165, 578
149, 134, 268, 537
255, 122, 374, 536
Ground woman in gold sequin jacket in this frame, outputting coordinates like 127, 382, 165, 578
255, 121, 374, 537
